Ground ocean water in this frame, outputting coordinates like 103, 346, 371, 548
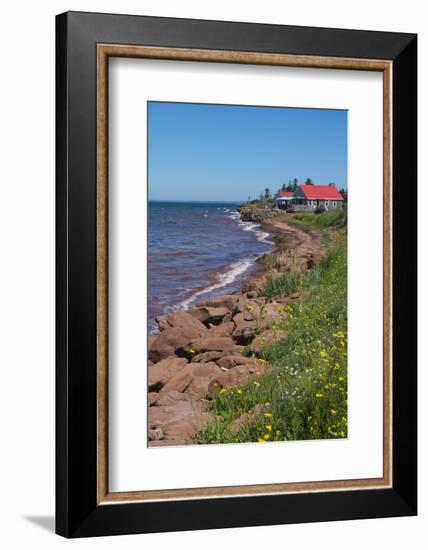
148, 201, 273, 332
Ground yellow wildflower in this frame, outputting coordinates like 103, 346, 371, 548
263, 433, 270, 440
320, 351, 327, 358
236, 389, 242, 394
330, 409, 337, 415
253, 381, 260, 386
265, 424, 272, 432
219, 389, 226, 394
258, 438, 266, 443
263, 412, 273, 418
315, 393, 324, 399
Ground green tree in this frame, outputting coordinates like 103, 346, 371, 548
305, 178, 313, 185
264, 188, 271, 199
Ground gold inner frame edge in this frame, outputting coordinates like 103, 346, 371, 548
96, 44, 393, 504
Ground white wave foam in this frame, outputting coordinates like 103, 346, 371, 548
234, 218, 275, 245
169, 258, 254, 312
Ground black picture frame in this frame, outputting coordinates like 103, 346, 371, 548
56, 11, 417, 538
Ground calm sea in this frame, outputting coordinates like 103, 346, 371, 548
148, 201, 273, 332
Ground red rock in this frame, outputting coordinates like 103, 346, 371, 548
158, 365, 195, 395
185, 336, 242, 355
196, 294, 242, 311
232, 294, 249, 314
163, 413, 213, 441
156, 390, 196, 407
216, 355, 258, 370
149, 391, 205, 425
232, 312, 245, 325
242, 300, 262, 321
250, 329, 288, 354
148, 427, 163, 441
148, 391, 160, 406
184, 362, 224, 399
192, 350, 224, 363
241, 277, 265, 297
188, 306, 229, 325
206, 321, 235, 337
149, 315, 207, 362
155, 311, 208, 334
148, 356, 188, 391
232, 320, 257, 344
215, 362, 269, 387
148, 390, 213, 442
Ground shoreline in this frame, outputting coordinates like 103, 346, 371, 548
147, 211, 324, 446
149, 209, 274, 334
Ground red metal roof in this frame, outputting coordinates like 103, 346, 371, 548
299, 184, 343, 200
277, 191, 295, 197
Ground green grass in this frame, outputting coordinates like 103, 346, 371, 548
196, 233, 348, 444
264, 269, 307, 301
288, 210, 346, 230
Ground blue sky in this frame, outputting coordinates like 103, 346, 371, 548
148, 102, 347, 202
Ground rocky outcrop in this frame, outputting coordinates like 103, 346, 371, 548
232, 320, 257, 344
188, 306, 230, 326
239, 207, 273, 222
192, 350, 224, 363
148, 391, 214, 442
216, 354, 257, 370
196, 294, 241, 311
191, 336, 241, 353
147, 300, 286, 445
155, 311, 208, 334
148, 356, 188, 391
149, 313, 208, 363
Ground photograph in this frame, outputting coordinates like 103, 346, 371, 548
0, 1, 420, 544
147, 101, 348, 447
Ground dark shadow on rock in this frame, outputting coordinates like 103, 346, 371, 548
24, 515, 55, 533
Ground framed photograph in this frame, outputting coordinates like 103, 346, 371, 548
56, 11, 417, 538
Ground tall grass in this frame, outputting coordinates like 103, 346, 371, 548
289, 210, 346, 229
264, 270, 307, 300
197, 234, 347, 444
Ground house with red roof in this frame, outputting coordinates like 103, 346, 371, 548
275, 184, 344, 211
277, 191, 295, 199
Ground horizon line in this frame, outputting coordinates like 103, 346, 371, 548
149, 199, 244, 203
